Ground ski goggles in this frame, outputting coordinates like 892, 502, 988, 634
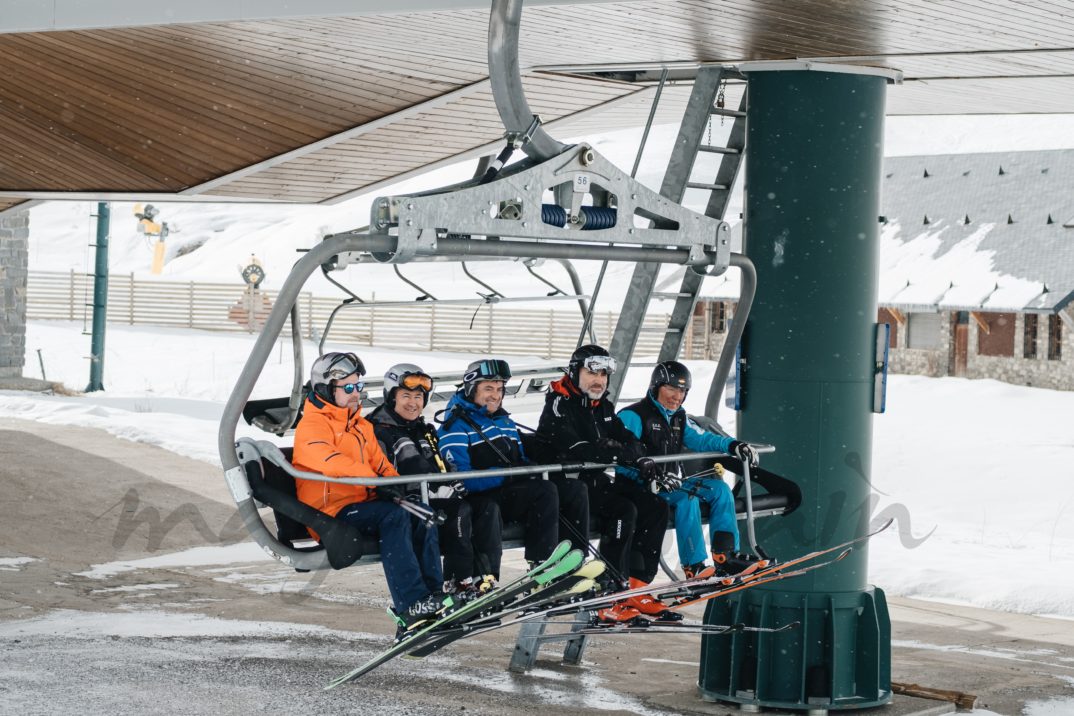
323, 352, 365, 381
337, 381, 365, 395
399, 372, 434, 392
463, 359, 512, 384
579, 355, 617, 375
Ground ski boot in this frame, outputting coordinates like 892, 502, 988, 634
453, 575, 497, 607
390, 592, 454, 641
595, 601, 642, 624
710, 531, 767, 577
608, 577, 683, 623
712, 551, 769, 577
682, 562, 716, 580
445, 575, 496, 603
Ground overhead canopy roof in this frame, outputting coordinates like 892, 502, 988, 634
2, 0, 1074, 211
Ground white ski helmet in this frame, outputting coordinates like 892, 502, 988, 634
310, 352, 365, 404
383, 363, 434, 406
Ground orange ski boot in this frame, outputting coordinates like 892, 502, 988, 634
618, 577, 683, 622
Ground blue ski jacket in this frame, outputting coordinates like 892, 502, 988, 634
437, 391, 528, 493
616, 393, 735, 480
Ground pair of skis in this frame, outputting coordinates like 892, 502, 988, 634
325, 540, 583, 689
327, 519, 892, 687
396, 518, 892, 660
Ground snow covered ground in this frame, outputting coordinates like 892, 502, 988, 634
4, 318, 1074, 622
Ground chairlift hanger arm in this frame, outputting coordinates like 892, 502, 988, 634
393, 264, 437, 300
461, 261, 505, 298
523, 260, 565, 296
488, 0, 565, 162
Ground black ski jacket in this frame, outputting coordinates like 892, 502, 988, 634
535, 376, 646, 480
366, 403, 445, 477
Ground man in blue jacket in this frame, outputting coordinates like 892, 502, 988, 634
618, 360, 760, 578
437, 358, 586, 578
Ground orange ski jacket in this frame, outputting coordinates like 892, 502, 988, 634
292, 393, 398, 518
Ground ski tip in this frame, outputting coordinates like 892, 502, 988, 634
872, 517, 895, 534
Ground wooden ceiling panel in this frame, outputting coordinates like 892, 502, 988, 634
2, 0, 1074, 202
205, 74, 643, 202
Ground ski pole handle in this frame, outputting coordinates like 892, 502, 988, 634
395, 497, 446, 527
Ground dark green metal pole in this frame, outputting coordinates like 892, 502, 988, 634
699, 65, 895, 710
86, 202, 110, 393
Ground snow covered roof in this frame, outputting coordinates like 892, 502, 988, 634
877, 150, 1074, 313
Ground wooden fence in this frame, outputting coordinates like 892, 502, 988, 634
26, 270, 674, 359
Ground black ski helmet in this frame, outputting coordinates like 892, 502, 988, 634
310, 352, 365, 405
567, 344, 617, 386
461, 358, 512, 401
649, 360, 691, 395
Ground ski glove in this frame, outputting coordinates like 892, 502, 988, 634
657, 472, 683, 492
374, 484, 405, 503
594, 438, 623, 463
635, 456, 659, 482
648, 470, 683, 494
729, 440, 758, 467
432, 480, 468, 500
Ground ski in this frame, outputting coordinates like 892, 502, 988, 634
409, 554, 846, 652
405, 560, 605, 659
663, 549, 852, 611
649, 517, 895, 606
324, 540, 577, 689
533, 619, 801, 639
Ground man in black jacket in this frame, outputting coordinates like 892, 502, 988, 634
367, 362, 498, 597
536, 345, 676, 621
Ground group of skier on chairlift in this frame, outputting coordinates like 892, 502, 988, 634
292, 344, 763, 638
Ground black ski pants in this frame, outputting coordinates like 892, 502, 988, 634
551, 476, 590, 555
468, 477, 559, 577
588, 476, 669, 584
431, 495, 501, 583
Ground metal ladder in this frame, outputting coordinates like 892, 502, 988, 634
509, 69, 749, 674
607, 66, 748, 403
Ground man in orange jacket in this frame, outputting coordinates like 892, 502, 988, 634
293, 351, 447, 636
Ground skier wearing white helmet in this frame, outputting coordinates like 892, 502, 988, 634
367, 363, 498, 598
292, 352, 448, 638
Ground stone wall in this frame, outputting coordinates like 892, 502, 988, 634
884, 308, 1074, 390
0, 208, 30, 378
886, 310, 951, 378
965, 309, 1074, 390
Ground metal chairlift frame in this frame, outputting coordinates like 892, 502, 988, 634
218, 0, 766, 574
316, 254, 596, 354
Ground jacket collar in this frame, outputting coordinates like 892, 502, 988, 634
368, 402, 425, 429
551, 375, 603, 408
648, 392, 682, 422
306, 391, 364, 428
446, 390, 510, 419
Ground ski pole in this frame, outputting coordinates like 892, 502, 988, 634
395, 497, 447, 528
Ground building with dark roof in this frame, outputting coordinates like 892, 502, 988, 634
877, 150, 1073, 389
680, 149, 1073, 389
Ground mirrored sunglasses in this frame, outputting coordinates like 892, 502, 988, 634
337, 382, 365, 394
